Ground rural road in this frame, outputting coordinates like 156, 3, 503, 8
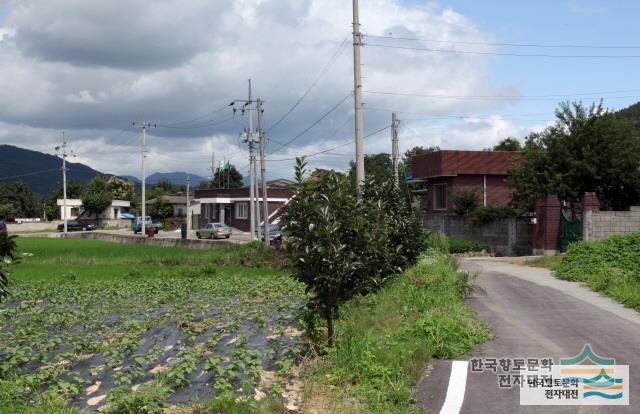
419, 258, 640, 414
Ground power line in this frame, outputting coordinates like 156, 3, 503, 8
266, 36, 350, 134
365, 42, 640, 59
267, 92, 353, 155
362, 89, 640, 101
364, 34, 640, 50
156, 114, 234, 130
0, 168, 61, 181
160, 104, 231, 128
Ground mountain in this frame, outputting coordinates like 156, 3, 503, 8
0, 144, 106, 195
146, 172, 208, 186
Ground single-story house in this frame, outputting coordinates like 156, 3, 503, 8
194, 181, 294, 232
56, 199, 131, 220
411, 150, 521, 216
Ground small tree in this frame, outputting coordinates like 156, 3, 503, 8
150, 196, 173, 220
452, 188, 482, 215
490, 137, 523, 151
281, 158, 423, 345
82, 176, 113, 221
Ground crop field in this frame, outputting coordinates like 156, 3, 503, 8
0, 238, 306, 413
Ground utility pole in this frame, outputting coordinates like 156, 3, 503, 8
210, 152, 215, 186
186, 176, 191, 230
253, 156, 261, 240
391, 112, 399, 185
236, 79, 259, 240
257, 99, 270, 246
133, 123, 156, 236
352, 0, 365, 189
55, 133, 75, 234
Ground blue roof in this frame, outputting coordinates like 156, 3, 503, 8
120, 212, 136, 219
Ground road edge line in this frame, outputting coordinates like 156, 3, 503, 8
439, 360, 469, 414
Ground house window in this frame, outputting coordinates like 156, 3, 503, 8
433, 184, 447, 210
177, 208, 183, 217
236, 202, 248, 219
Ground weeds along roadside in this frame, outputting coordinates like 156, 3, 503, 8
300, 249, 491, 414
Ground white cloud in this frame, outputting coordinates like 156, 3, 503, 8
0, 0, 543, 180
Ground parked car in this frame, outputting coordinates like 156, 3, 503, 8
196, 223, 232, 239
57, 220, 95, 232
132, 216, 162, 234
0, 219, 6, 235
261, 224, 282, 242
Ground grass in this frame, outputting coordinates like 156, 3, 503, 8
554, 232, 640, 311
302, 250, 491, 413
525, 255, 563, 269
1, 238, 302, 413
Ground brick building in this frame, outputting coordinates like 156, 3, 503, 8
412, 150, 521, 215
194, 182, 293, 232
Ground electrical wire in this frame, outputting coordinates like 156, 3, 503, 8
0, 168, 61, 181
364, 34, 640, 50
362, 89, 640, 101
365, 42, 640, 59
266, 36, 350, 134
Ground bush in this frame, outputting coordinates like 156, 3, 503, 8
555, 232, 640, 310
0, 234, 19, 302
451, 188, 481, 215
448, 238, 484, 254
280, 158, 423, 345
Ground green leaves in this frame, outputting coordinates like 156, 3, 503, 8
281, 158, 423, 344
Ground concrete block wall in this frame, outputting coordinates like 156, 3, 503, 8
423, 215, 533, 256
585, 207, 640, 241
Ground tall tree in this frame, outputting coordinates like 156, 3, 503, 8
491, 137, 523, 151
106, 176, 135, 200
82, 176, 113, 220
0, 182, 40, 220
210, 164, 243, 188
349, 153, 393, 185
509, 102, 640, 211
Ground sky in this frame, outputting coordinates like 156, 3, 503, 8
0, 0, 639, 182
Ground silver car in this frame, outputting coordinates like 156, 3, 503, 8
196, 222, 232, 239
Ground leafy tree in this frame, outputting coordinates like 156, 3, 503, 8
82, 176, 113, 220
281, 158, 423, 345
151, 179, 184, 195
509, 101, 640, 211
150, 196, 173, 220
0, 182, 40, 220
51, 180, 85, 199
106, 176, 135, 200
348, 153, 393, 185
211, 165, 244, 188
452, 188, 482, 215
491, 137, 523, 151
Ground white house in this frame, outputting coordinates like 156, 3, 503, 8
57, 199, 131, 220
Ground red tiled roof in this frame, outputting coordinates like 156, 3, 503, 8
412, 150, 522, 178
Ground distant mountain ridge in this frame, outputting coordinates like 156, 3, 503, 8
0, 145, 208, 195
0, 144, 106, 195
146, 172, 208, 186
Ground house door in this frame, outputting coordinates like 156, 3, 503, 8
224, 206, 231, 225
560, 210, 581, 252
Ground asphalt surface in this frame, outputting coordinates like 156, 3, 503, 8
419, 258, 640, 414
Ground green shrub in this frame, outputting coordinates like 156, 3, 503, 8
104, 384, 169, 414
451, 188, 481, 215
448, 238, 484, 254
555, 232, 640, 310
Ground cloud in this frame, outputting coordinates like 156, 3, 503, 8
0, 0, 541, 180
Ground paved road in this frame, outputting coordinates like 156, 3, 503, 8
419, 258, 640, 414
